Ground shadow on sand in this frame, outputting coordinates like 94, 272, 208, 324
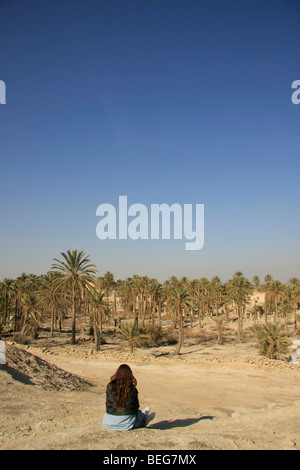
0, 364, 36, 386
149, 415, 215, 430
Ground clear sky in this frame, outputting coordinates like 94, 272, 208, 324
0, 0, 299, 282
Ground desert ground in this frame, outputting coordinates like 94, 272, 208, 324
1, 315, 299, 451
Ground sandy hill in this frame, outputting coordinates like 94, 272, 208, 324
2, 343, 92, 391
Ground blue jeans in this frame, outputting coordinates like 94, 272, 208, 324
131, 410, 147, 429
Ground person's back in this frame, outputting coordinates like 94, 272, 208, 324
105, 381, 139, 415
102, 364, 155, 431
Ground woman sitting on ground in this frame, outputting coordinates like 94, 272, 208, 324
102, 363, 155, 431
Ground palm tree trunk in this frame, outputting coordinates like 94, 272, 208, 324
293, 306, 297, 334
264, 294, 268, 325
153, 299, 157, 326
275, 296, 278, 323
14, 296, 19, 332
157, 302, 162, 326
50, 305, 54, 337
94, 308, 101, 351
198, 304, 203, 329
99, 308, 103, 335
142, 299, 146, 326
241, 304, 245, 333
189, 308, 194, 328
113, 290, 117, 322
237, 304, 241, 341
71, 278, 76, 344
175, 308, 184, 355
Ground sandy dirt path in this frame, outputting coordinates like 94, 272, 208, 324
1, 348, 299, 450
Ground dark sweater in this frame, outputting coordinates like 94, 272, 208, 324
105, 383, 139, 416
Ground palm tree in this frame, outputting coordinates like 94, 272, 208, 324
267, 280, 286, 322
163, 278, 177, 325
0, 278, 15, 329
38, 273, 69, 336
13, 273, 29, 332
99, 271, 115, 323
279, 300, 293, 331
197, 277, 209, 328
210, 276, 224, 319
130, 275, 141, 325
214, 316, 227, 345
264, 274, 273, 284
288, 278, 300, 333
139, 275, 150, 326
51, 250, 97, 344
222, 292, 233, 322
147, 278, 163, 326
89, 288, 108, 351
203, 290, 215, 319
261, 274, 273, 324
252, 275, 260, 290
118, 321, 141, 354
187, 279, 199, 328
20, 293, 42, 338
125, 275, 145, 326
155, 282, 165, 327
168, 286, 192, 355
226, 272, 253, 340
251, 323, 290, 359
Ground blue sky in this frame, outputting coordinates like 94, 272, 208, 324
0, 0, 299, 282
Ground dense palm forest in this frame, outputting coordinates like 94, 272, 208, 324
1, 250, 299, 358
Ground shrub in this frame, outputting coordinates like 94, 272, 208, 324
251, 323, 290, 359
118, 322, 141, 354
12, 333, 30, 345
137, 325, 163, 348
138, 325, 178, 348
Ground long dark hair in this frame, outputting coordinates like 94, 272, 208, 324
109, 364, 137, 407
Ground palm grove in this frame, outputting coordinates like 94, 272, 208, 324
1, 250, 299, 359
